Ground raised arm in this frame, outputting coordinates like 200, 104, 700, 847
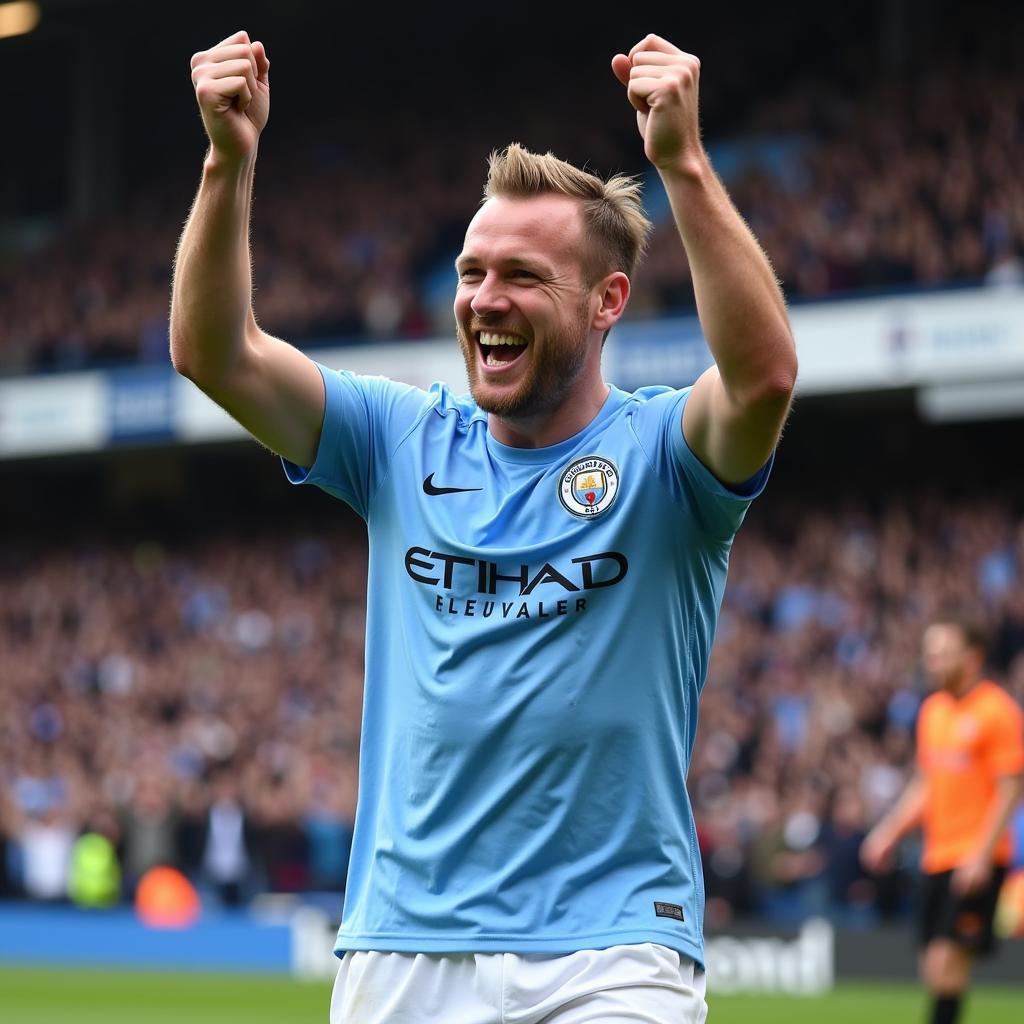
613, 35, 797, 485
170, 30, 324, 468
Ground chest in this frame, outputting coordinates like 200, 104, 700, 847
920, 704, 985, 770
378, 418, 672, 555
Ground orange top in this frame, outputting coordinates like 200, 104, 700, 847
917, 680, 1024, 873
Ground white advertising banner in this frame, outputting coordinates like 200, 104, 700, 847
173, 342, 468, 443
0, 372, 106, 456
790, 287, 1024, 393
2, 287, 1023, 457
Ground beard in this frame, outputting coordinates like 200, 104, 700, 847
457, 299, 591, 420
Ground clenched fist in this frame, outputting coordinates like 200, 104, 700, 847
612, 34, 704, 174
190, 30, 270, 164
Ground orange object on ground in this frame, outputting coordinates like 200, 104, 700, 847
135, 866, 201, 928
917, 680, 1024, 873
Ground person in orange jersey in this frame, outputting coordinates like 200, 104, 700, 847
862, 618, 1024, 1024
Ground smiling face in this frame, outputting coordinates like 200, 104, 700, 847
454, 194, 600, 421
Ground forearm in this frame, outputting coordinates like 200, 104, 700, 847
170, 150, 259, 382
876, 775, 927, 843
660, 157, 795, 401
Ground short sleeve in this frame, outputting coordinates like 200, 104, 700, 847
628, 386, 772, 543
983, 692, 1024, 777
281, 362, 432, 519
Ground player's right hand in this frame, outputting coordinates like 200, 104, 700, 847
859, 829, 897, 874
190, 30, 269, 164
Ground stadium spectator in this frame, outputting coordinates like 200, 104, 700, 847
2, 492, 1022, 924
199, 771, 253, 907
2, 63, 1022, 373
120, 774, 179, 890
11, 805, 77, 902
821, 787, 874, 925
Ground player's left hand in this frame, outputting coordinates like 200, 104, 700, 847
612, 34, 704, 174
951, 855, 992, 897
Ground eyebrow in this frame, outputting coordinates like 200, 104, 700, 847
454, 254, 555, 275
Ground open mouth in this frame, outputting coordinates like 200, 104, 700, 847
477, 330, 529, 371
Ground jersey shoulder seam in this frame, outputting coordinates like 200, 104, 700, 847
624, 391, 723, 543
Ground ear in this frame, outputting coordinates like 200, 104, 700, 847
592, 271, 630, 332
968, 646, 986, 674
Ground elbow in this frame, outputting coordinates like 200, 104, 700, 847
772, 330, 799, 396
169, 332, 219, 389
763, 330, 798, 403
744, 336, 798, 410
169, 333, 198, 382
168, 297, 190, 378
770, 360, 798, 407
169, 335, 189, 378
169, 323, 251, 386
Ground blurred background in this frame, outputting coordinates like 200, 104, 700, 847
2, 0, 1024, 1009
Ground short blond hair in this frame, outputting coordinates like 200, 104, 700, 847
484, 143, 651, 283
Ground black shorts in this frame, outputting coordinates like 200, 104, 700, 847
917, 866, 1007, 957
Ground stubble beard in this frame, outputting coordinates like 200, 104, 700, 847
929, 660, 968, 694
457, 299, 592, 420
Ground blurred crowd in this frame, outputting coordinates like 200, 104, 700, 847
0, 530, 364, 906
693, 494, 1024, 927
2, 491, 1022, 926
2, 61, 1023, 375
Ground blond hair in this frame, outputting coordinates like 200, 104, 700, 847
484, 143, 651, 283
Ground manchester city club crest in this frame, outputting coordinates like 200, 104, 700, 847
558, 456, 620, 518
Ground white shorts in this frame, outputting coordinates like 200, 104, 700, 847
330, 942, 708, 1024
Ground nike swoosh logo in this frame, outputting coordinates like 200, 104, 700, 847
422, 473, 483, 496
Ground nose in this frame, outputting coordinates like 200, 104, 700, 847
470, 271, 512, 318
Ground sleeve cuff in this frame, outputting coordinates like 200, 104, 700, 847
671, 390, 774, 502
281, 361, 336, 486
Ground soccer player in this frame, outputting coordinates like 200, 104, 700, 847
173, 30, 797, 1023
861, 619, 1024, 1024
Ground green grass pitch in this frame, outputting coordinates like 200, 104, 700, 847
0, 966, 1021, 1022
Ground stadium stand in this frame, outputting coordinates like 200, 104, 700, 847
3, 476, 1022, 922
2, 63, 1022, 373
3, 0, 1022, 955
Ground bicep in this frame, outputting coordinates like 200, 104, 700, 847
681, 365, 793, 485
196, 328, 326, 468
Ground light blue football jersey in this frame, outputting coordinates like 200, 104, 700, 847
283, 363, 770, 968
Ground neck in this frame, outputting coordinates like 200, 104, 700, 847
488, 381, 610, 448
